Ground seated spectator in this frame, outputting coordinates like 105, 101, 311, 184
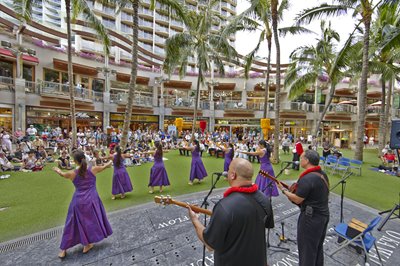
23, 150, 43, 171
58, 151, 72, 170
37, 146, 54, 163
381, 150, 397, 165
331, 147, 342, 158
0, 152, 20, 171
92, 150, 105, 166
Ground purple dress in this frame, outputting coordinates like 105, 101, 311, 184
255, 149, 279, 197
224, 148, 233, 172
189, 146, 208, 181
60, 168, 112, 250
148, 150, 170, 186
112, 156, 133, 195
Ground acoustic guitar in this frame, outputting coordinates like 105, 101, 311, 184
154, 196, 213, 216
258, 169, 293, 190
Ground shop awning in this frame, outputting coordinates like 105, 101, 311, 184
116, 72, 150, 85
0, 48, 39, 64
164, 80, 192, 90
53, 58, 98, 76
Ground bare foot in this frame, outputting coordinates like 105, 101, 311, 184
120, 194, 126, 199
111, 195, 116, 200
83, 244, 93, 254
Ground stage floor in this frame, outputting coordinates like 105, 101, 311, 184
0, 189, 399, 265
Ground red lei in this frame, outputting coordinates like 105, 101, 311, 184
299, 166, 322, 178
223, 184, 258, 198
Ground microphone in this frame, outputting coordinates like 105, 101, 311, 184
213, 171, 228, 178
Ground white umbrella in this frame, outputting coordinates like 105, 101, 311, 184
370, 101, 382, 106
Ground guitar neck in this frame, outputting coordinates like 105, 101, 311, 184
172, 199, 213, 216
154, 196, 213, 216
259, 170, 290, 189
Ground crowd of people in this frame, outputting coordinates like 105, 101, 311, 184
2, 124, 336, 265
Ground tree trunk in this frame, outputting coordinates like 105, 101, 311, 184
314, 83, 335, 137
271, 0, 280, 163
384, 79, 393, 147
263, 36, 272, 119
378, 78, 386, 154
354, 15, 372, 161
192, 67, 202, 133
66, 0, 76, 147
120, 0, 139, 148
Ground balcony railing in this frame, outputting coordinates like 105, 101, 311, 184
40, 81, 103, 102
110, 92, 153, 107
327, 104, 356, 114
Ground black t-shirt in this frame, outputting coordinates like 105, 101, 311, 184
296, 170, 329, 216
203, 190, 272, 266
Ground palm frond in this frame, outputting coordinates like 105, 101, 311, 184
279, 26, 315, 37
288, 72, 318, 99
296, 4, 351, 25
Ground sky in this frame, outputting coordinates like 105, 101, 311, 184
235, 0, 357, 64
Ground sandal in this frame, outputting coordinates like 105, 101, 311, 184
148, 190, 154, 194
58, 250, 66, 259
111, 195, 116, 200
83, 244, 93, 254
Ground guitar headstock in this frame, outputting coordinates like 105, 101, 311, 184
154, 195, 173, 206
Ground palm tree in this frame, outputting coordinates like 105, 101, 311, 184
112, 0, 186, 148
369, 2, 400, 153
296, 0, 395, 161
285, 21, 342, 137
16, 0, 110, 147
163, 0, 238, 133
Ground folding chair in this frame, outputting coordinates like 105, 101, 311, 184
333, 159, 351, 175
324, 156, 338, 174
350, 159, 363, 176
330, 216, 382, 265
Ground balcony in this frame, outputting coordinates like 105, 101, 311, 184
110, 92, 153, 107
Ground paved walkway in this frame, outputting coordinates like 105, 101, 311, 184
0, 189, 399, 265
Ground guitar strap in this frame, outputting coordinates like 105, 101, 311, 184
238, 192, 274, 229
312, 172, 330, 192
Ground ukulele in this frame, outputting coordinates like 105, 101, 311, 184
154, 196, 213, 216
258, 169, 297, 192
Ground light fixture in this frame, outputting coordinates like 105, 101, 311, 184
1, 40, 11, 48
27, 48, 36, 56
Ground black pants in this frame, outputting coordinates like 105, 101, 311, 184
297, 211, 329, 266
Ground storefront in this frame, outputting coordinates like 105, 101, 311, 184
110, 113, 158, 131
26, 107, 103, 131
0, 105, 14, 131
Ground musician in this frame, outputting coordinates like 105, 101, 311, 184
277, 150, 329, 266
188, 158, 273, 266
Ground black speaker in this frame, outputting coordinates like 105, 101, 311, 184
390, 120, 400, 149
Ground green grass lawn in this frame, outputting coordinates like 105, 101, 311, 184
0, 148, 399, 243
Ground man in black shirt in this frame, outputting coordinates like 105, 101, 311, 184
278, 150, 330, 266
188, 158, 273, 266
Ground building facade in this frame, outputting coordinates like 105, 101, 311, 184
0, 1, 396, 146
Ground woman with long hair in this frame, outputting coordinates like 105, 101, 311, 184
240, 140, 279, 197
52, 151, 113, 259
217, 142, 234, 172
147, 141, 170, 193
108, 145, 133, 200
184, 139, 208, 185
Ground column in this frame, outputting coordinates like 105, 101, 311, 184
14, 78, 26, 130
103, 56, 111, 131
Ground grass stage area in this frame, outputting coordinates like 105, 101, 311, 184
0, 148, 399, 243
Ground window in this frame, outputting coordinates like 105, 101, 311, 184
44, 68, 59, 82
0, 61, 13, 77
92, 79, 104, 92
23, 65, 34, 81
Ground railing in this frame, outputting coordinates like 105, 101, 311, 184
281, 102, 306, 111
0, 76, 14, 91
25, 81, 39, 93
327, 104, 356, 114
139, 7, 153, 16
121, 12, 133, 22
110, 92, 153, 107
165, 97, 194, 108
41, 81, 103, 102
218, 100, 245, 110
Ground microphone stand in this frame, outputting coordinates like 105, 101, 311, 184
330, 170, 353, 223
264, 163, 292, 255
199, 173, 222, 266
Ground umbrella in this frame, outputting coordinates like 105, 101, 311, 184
338, 100, 357, 105
370, 101, 382, 106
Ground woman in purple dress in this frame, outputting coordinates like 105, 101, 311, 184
109, 146, 133, 200
52, 151, 113, 259
240, 140, 279, 197
147, 141, 170, 193
217, 142, 234, 172
185, 139, 208, 185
